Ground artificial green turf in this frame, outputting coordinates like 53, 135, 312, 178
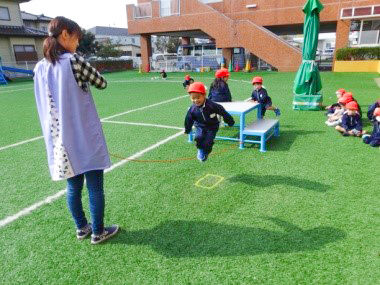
0, 71, 380, 284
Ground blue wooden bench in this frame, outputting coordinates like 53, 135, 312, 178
241, 119, 279, 152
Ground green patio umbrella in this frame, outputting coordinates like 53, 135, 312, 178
293, 0, 324, 110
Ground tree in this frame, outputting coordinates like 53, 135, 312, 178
96, 42, 123, 58
166, 37, 182, 54
77, 29, 98, 56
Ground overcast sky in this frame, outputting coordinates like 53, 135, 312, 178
20, 0, 137, 30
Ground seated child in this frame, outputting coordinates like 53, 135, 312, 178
367, 99, 380, 122
325, 103, 344, 127
249, 76, 280, 117
208, 68, 232, 102
335, 101, 365, 137
184, 82, 235, 162
325, 88, 345, 115
363, 107, 380, 147
183, 74, 194, 90
160, 69, 167, 79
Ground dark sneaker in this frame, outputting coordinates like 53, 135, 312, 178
274, 108, 281, 116
197, 149, 205, 162
76, 223, 92, 240
91, 225, 119, 245
202, 153, 208, 162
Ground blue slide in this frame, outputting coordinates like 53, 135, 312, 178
0, 65, 34, 85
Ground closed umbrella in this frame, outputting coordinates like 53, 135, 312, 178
293, 0, 324, 110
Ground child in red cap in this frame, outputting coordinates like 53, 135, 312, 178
249, 76, 280, 117
363, 107, 380, 147
208, 68, 232, 102
325, 88, 345, 115
335, 101, 365, 136
182, 74, 194, 90
367, 99, 380, 122
184, 82, 235, 162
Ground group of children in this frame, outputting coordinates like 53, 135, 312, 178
325, 88, 380, 147
184, 68, 280, 162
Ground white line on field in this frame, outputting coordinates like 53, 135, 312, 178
102, 120, 183, 130
0, 95, 188, 152
0, 87, 33, 94
0, 130, 184, 228
0, 136, 44, 151
101, 95, 188, 121
108, 80, 183, 83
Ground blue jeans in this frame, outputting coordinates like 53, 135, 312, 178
67, 170, 105, 235
195, 127, 218, 155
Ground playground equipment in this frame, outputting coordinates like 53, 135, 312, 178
0, 65, 34, 85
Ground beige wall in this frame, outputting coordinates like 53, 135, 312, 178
0, 1, 22, 26
0, 37, 12, 63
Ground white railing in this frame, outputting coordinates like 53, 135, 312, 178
160, 0, 180, 17
134, 2, 152, 19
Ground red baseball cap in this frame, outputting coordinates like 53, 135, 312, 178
252, 76, 263, 84
345, 100, 359, 111
338, 92, 353, 104
188, 82, 206, 95
185, 74, 191, 80
215, 68, 230, 78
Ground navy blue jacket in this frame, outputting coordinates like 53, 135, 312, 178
183, 79, 193, 88
251, 88, 272, 107
369, 120, 380, 140
184, 99, 235, 133
208, 81, 232, 102
367, 101, 380, 122
341, 113, 362, 131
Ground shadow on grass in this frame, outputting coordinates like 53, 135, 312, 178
248, 129, 325, 152
111, 217, 345, 257
229, 173, 330, 193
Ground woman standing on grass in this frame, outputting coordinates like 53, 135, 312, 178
33, 16, 119, 245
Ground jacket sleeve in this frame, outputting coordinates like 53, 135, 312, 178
367, 103, 377, 121
355, 115, 362, 131
341, 114, 349, 130
215, 104, 235, 127
225, 84, 232, 101
184, 108, 194, 134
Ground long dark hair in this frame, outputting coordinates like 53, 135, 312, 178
43, 16, 82, 64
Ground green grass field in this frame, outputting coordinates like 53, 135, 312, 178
0, 71, 380, 284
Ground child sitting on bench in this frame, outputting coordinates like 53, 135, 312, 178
249, 76, 280, 118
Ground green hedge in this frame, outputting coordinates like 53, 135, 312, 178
89, 60, 133, 73
336, 46, 380, 61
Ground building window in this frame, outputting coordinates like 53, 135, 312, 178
349, 19, 380, 46
131, 38, 135, 44
13, 45, 38, 62
0, 7, 10, 21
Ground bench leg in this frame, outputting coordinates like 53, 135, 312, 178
240, 134, 245, 149
260, 133, 267, 152
274, 123, 280, 137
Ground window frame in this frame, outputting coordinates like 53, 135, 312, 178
0, 6, 10, 21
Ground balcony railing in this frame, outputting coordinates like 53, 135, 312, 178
134, 2, 152, 19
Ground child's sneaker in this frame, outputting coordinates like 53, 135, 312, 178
91, 225, 119, 245
76, 223, 92, 240
274, 108, 281, 116
197, 149, 205, 162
